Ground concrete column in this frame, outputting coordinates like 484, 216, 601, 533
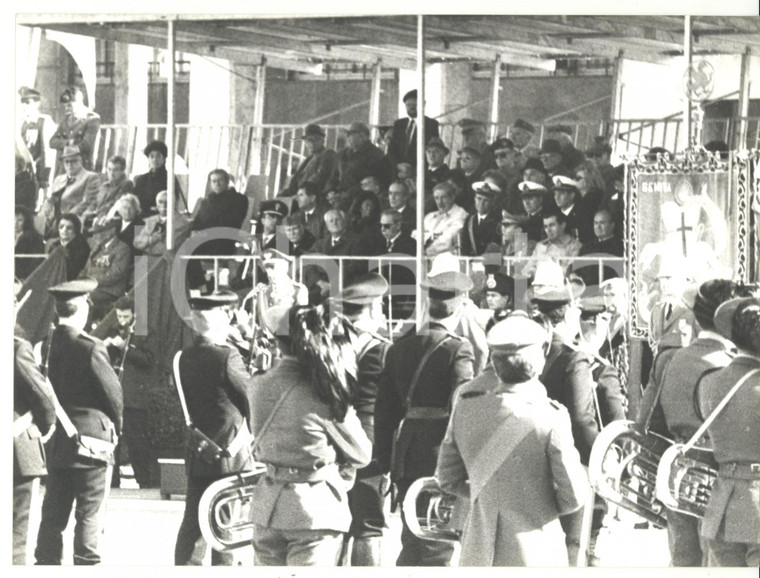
439, 62, 472, 123
112, 42, 130, 125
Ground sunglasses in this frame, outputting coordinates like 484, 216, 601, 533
380, 223, 395, 229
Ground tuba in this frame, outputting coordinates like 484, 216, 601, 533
401, 477, 469, 543
198, 463, 267, 551
588, 420, 671, 528
655, 443, 718, 519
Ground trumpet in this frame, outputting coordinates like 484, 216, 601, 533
198, 464, 267, 551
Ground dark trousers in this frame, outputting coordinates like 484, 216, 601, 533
396, 479, 455, 566
347, 467, 387, 539
175, 475, 234, 566
13, 476, 39, 564
667, 507, 708, 566
123, 407, 159, 488
34, 466, 110, 565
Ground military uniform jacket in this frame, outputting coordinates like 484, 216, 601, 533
14, 336, 57, 478
82, 237, 132, 301
46, 325, 123, 468
459, 210, 501, 257
179, 336, 254, 477
657, 333, 734, 442
540, 334, 599, 464
374, 322, 475, 480
698, 354, 760, 543
436, 375, 587, 566
352, 332, 391, 443
49, 111, 101, 171
251, 355, 371, 532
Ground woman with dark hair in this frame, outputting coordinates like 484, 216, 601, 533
15, 206, 45, 280
250, 305, 371, 566
45, 213, 91, 280
347, 190, 384, 254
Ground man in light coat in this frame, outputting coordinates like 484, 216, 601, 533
436, 314, 588, 566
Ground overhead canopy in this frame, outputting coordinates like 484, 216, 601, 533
15, 14, 760, 74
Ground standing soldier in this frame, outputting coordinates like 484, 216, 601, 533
102, 296, 159, 488
375, 269, 475, 566
436, 314, 588, 566
173, 291, 255, 566
698, 296, 760, 567
335, 273, 392, 566
643, 280, 754, 566
49, 86, 101, 176
18, 86, 56, 194
34, 279, 123, 565
13, 292, 57, 565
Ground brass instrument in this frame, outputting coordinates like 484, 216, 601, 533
588, 420, 671, 528
401, 477, 469, 543
656, 443, 718, 518
198, 464, 267, 552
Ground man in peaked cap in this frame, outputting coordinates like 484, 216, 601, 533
257, 199, 289, 253
484, 271, 515, 333
49, 86, 100, 177
459, 179, 502, 257
34, 278, 123, 566
38, 144, 101, 239
19, 86, 56, 192
436, 313, 588, 566
531, 280, 599, 566
697, 295, 760, 567
174, 290, 255, 566
518, 180, 548, 244
388, 88, 440, 170
552, 174, 593, 244
280, 124, 338, 198
375, 268, 475, 566
332, 273, 393, 566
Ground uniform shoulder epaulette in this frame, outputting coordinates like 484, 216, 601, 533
460, 391, 487, 399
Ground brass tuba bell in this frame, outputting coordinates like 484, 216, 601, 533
588, 420, 671, 528
655, 442, 718, 518
401, 476, 469, 543
198, 464, 267, 551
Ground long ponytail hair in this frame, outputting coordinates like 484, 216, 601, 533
290, 305, 357, 421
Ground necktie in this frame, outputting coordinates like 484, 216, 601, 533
304, 213, 310, 223
406, 119, 416, 146
387, 240, 393, 252
67, 176, 76, 185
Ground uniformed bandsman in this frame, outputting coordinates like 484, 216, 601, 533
374, 269, 475, 566
483, 270, 514, 334
335, 273, 392, 566
34, 278, 123, 565
698, 296, 760, 567
436, 314, 588, 566
174, 291, 255, 566
648, 280, 752, 566
13, 292, 57, 565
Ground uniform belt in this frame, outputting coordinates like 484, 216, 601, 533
720, 462, 760, 480
265, 462, 338, 483
405, 406, 450, 419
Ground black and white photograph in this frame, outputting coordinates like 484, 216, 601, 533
9, 2, 760, 571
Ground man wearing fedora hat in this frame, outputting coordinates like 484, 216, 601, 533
331, 122, 390, 206
423, 138, 451, 207
80, 218, 132, 325
280, 124, 338, 198
388, 89, 440, 170
37, 144, 101, 238
49, 86, 100, 177
19, 86, 56, 191
436, 314, 588, 566
34, 278, 122, 565
375, 268, 475, 566
697, 295, 760, 567
532, 281, 600, 566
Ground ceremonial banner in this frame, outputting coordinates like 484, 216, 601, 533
627, 152, 754, 337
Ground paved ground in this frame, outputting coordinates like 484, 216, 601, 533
19, 465, 671, 567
